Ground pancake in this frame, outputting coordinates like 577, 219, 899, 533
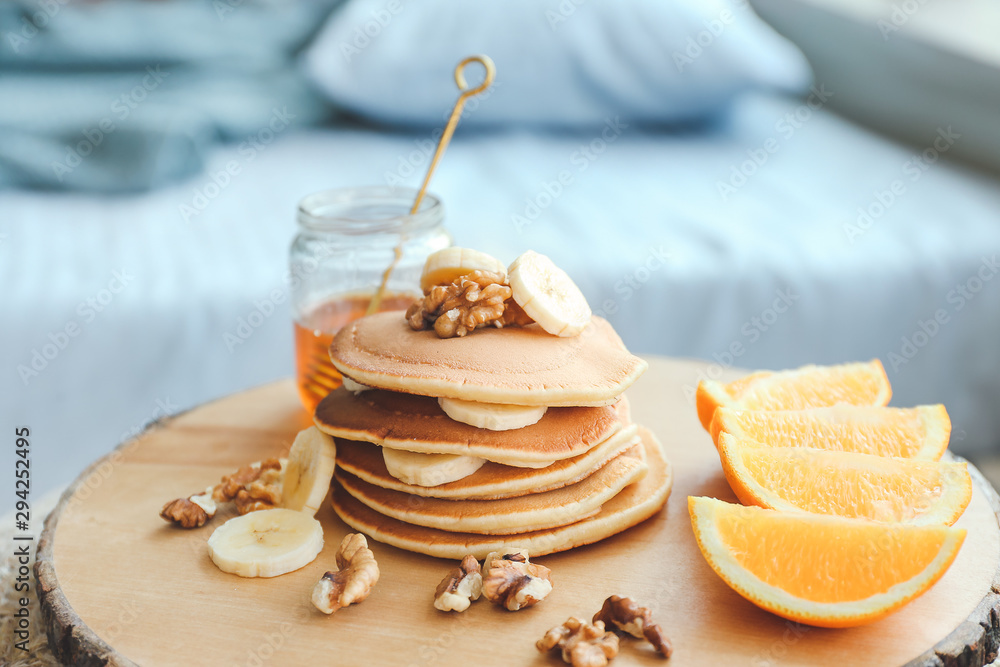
335, 445, 646, 535
329, 312, 647, 407
335, 424, 641, 500
315, 387, 627, 465
331, 427, 671, 558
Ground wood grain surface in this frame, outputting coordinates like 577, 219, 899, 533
35, 358, 1000, 666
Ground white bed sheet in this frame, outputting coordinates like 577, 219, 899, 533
3, 92, 1000, 496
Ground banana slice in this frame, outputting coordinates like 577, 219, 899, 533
420, 247, 507, 292
341, 376, 371, 393
485, 457, 553, 469
282, 427, 337, 516
382, 447, 486, 487
438, 396, 547, 431
507, 250, 591, 337
207, 508, 323, 578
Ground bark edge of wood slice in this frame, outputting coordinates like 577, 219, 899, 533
36, 415, 178, 667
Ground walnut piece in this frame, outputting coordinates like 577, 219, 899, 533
160, 486, 216, 528
537, 617, 620, 667
232, 463, 284, 515
213, 458, 283, 503
434, 554, 483, 612
481, 549, 552, 611
594, 595, 672, 658
406, 270, 529, 338
312, 533, 380, 614
500, 298, 534, 327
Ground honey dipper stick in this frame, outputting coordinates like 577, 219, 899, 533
366, 54, 496, 315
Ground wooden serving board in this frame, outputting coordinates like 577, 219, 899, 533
36, 358, 1000, 666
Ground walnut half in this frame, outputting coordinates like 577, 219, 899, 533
434, 554, 483, 612
537, 617, 620, 667
233, 465, 283, 515
481, 549, 552, 611
160, 487, 216, 528
594, 595, 672, 658
312, 533, 380, 614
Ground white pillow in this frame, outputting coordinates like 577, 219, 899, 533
304, 0, 811, 127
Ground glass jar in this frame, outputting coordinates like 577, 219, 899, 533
290, 186, 450, 412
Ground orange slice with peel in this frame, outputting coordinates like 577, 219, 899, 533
696, 360, 891, 431
688, 496, 966, 628
709, 404, 950, 460
717, 434, 972, 525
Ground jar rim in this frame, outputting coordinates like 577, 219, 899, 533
297, 186, 443, 235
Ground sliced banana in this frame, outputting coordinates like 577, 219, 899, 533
438, 396, 547, 431
382, 447, 486, 487
341, 376, 371, 393
420, 247, 507, 292
281, 426, 337, 516
507, 250, 591, 337
207, 508, 323, 578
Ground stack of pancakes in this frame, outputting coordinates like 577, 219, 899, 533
315, 311, 673, 559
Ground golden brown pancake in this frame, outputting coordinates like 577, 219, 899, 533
331, 427, 671, 558
335, 424, 641, 500
328, 312, 647, 407
314, 387, 627, 465
335, 445, 646, 535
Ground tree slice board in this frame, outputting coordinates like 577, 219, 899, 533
36, 358, 1000, 666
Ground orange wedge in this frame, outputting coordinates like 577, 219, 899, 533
696, 360, 891, 431
709, 404, 950, 459
688, 496, 966, 627
717, 434, 972, 525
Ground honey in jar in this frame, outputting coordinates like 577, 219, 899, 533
294, 292, 417, 413
290, 186, 449, 412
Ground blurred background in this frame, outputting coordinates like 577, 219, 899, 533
2, 0, 999, 497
